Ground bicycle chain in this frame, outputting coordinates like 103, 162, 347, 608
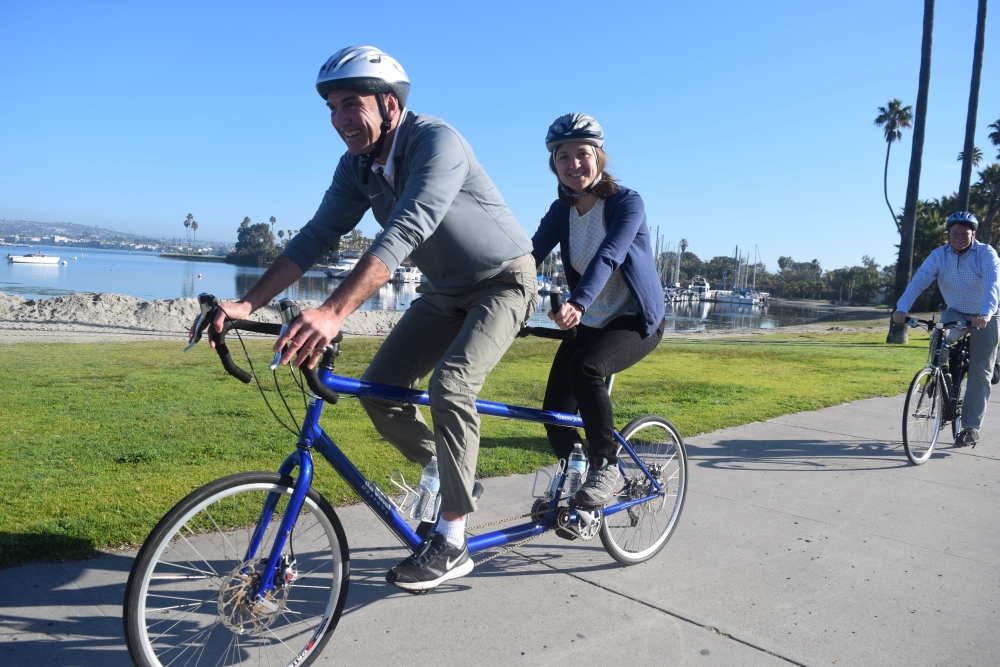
466, 507, 557, 566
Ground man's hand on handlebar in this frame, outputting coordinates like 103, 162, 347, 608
274, 306, 343, 369
549, 302, 582, 330
972, 316, 989, 328
192, 301, 254, 348
892, 310, 909, 325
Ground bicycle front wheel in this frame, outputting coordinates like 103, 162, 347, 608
903, 367, 942, 465
600, 414, 687, 565
124, 472, 350, 667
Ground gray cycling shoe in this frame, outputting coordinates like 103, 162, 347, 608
573, 459, 621, 508
955, 428, 980, 448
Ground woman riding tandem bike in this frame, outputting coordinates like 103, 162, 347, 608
531, 114, 666, 507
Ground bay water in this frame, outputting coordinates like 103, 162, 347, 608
2, 245, 840, 330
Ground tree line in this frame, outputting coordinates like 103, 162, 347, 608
225, 217, 372, 267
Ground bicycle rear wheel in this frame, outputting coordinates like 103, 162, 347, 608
600, 414, 687, 565
903, 367, 942, 465
124, 472, 350, 667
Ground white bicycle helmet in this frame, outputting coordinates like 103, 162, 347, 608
315, 46, 410, 106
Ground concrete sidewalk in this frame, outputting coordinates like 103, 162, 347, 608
2, 393, 999, 666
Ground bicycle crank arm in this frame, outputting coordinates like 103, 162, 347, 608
557, 507, 602, 540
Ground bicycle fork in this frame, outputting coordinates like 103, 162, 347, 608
243, 447, 315, 606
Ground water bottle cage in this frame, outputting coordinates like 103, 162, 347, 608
389, 470, 420, 515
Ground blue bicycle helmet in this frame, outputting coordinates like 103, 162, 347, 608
946, 211, 979, 230
545, 113, 604, 152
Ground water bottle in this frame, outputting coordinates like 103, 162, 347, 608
412, 457, 441, 523
565, 444, 587, 496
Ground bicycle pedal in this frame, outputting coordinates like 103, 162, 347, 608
555, 527, 578, 541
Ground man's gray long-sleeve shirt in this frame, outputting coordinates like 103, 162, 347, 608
283, 111, 532, 293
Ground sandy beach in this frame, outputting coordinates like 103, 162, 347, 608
0, 292, 405, 343
0, 292, 895, 344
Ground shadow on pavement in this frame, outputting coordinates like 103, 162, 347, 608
0, 552, 133, 667
684, 437, 944, 471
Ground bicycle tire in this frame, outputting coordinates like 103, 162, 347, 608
599, 414, 687, 565
123, 472, 350, 667
903, 367, 942, 465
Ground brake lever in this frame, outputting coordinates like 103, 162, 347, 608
269, 299, 302, 370
185, 293, 218, 351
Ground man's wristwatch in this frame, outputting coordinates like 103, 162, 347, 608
568, 301, 585, 315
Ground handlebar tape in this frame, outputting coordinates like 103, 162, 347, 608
209, 314, 344, 402
300, 366, 341, 404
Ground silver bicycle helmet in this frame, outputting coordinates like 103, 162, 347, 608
545, 113, 604, 152
316, 46, 410, 106
316, 46, 410, 183
946, 211, 979, 231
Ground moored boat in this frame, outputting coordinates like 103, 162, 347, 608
6, 253, 61, 264
324, 257, 360, 279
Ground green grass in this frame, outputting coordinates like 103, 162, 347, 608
0, 331, 930, 568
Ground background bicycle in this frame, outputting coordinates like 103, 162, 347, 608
901, 318, 971, 465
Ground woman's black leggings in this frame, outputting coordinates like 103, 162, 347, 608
542, 314, 664, 462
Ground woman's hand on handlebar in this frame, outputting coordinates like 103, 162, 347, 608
549, 302, 582, 330
274, 306, 343, 369
891, 310, 909, 325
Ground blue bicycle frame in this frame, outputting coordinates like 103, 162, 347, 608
246, 367, 664, 601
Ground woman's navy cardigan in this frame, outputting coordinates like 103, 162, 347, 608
530, 187, 665, 338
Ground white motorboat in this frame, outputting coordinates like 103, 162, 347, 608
392, 265, 423, 283
324, 257, 360, 279
6, 253, 61, 264
688, 276, 712, 301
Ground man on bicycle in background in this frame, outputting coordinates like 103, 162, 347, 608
198, 46, 536, 590
892, 211, 1000, 447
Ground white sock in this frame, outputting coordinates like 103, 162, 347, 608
438, 517, 466, 548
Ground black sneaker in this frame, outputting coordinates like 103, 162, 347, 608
386, 532, 473, 591
955, 428, 980, 448
415, 481, 484, 542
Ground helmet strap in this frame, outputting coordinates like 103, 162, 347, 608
559, 172, 602, 200
359, 93, 394, 185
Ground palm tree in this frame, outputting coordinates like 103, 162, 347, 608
988, 117, 1000, 159
191, 220, 198, 251
874, 99, 913, 232
270, 216, 277, 236
278, 230, 285, 246
888, 0, 935, 346
957, 0, 988, 211
957, 147, 983, 167
183, 213, 193, 252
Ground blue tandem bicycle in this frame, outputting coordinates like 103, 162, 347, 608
122, 295, 688, 667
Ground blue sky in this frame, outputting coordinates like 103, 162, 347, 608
1, 0, 997, 273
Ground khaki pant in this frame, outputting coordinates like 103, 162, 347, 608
359, 259, 537, 515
